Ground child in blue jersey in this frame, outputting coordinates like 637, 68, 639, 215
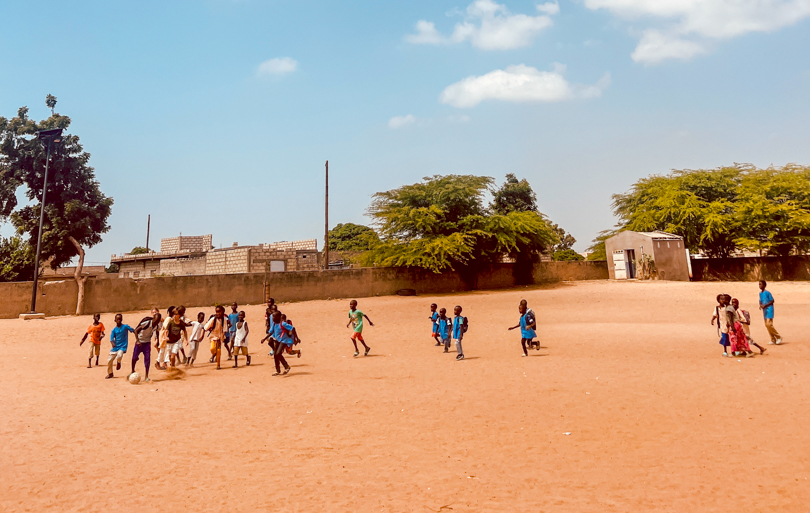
452, 305, 466, 361
270, 311, 292, 375
225, 302, 239, 360
107, 314, 135, 379
429, 303, 441, 346
437, 308, 451, 353
509, 303, 537, 357
759, 280, 782, 345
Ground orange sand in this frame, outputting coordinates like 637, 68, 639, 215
1, 280, 809, 512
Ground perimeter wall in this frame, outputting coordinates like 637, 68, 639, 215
690, 256, 810, 282
0, 261, 608, 318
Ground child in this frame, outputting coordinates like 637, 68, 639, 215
271, 311, 291, 375
187, 312, 206, 367
437, 308, 451, 353
519, 299, 539, 349
509, 303, 536, 357
452, 305, 467, 360
347, 299, 373, 357
226, 302, 239, 360
283, 316, 302, 358
80, 313, 105, 368
711, 294, 732, 357
232, 311, 251, 368
429, 303, 441, 346
759, 280, 782, 345
133, 312, 161, 382
107, 314, 135, 379
166, 306, 188, 368
724, 294, 752, 357
731, 298, 766, 355
156, 306, 175, 370
205, 305, 228, 370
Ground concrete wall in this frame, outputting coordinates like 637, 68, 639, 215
691, 256, 810, 281
605, 231, 689, 281
0, 261, 608, 319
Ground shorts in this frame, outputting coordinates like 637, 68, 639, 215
225, 332, 232, 343
432, 330, 439, 337
719, 333, 730, 347
210, 338, 222, 355
133, 342, 151, 362
521, 337, 534, 344
351, 332, 364, 342
234, 346, 248, 356
89, 343, 101, 357
169, 341, 182, 355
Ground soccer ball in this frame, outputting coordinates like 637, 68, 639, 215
128, 372, 141, 385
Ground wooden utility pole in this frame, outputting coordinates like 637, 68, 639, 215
324, 160, 329, 270
146, 214, 151, 252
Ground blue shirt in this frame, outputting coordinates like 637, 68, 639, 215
437, 317, 450, 339
520, 313, 536, 339
228, 313, 239, 333
759, 290, 775, 319
452, 315, 464, 339
110, 324, 134, 352
430, 311, 439, 330
278, 322, 294, 345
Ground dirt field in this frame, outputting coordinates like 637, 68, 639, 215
1, 280, 809, 512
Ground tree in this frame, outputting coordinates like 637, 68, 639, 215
491, 173, 537, 214
327, 223, 379, 251
0, 236, 34, 282
551, 223, 576, 252
552, 249, 584, 261
45, 94, 57, 115
106, 263, 120, 274
362, 174, 557, 278
0, 96, 113, 314
130, 246, 149, 255
585, 230, 616, 261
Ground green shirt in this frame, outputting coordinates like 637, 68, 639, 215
349, 309, 364, 333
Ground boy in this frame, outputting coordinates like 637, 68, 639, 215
133, 312, 161, 382
731, 298, 766, 355
156, 306, 175, 370
232, 311, 251, 368
437, 308, 451, 353
80, 313, 105, 368
758, 280, 782, 345
452, 305, 467, 361
509, 303, 536, 357
283, 315, 302, 358
107, 314, 135, 379
519, 299, 539, 349
271, 311, 292, 375
187, 311, 206, 367
205, 305, 228, 370
711, 294, 733, 357
429, 303, 441, 346
347, 299, 373, 357
226, 302, 239, 360
165, 306, 188, 369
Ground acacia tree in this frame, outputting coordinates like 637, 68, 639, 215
362, 175, 557, 279
327, 223, 379, 251
0, 97, 113, 314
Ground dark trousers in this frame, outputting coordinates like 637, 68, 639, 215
273, 341, 289, 372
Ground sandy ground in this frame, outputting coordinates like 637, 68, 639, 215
1, 280, 809, 512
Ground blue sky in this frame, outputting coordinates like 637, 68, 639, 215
2, 0, 809, 266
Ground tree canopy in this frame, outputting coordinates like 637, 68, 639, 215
608, 164, 810, 257
327, 223, 379, 251
0, 96, 113, 313
0, 236, 34, 282
130, 246, 149, 255
491, 173, 537, 214
362, 174, 557, 274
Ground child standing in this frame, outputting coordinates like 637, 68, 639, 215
347, 300, 373, 357
711, 294, 732, 357
437, 308, 451, 353
232, 311, 251, 368
187, 312, 206, 367
759, 280, 782, 345
452, 305, 467, 361
509, 303, 536, 357
107, 314, 135, 379
132, 312, 161, 382
429, 303, 441, 346
80, 313, 105, 368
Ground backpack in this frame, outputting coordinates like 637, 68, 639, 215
740, 309, 751, 324
462, 316, 469, 334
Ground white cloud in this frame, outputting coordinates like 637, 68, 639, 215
388, 115, 416, 129
585, 0, 810, 64
256, 57, 298, 77
406, 0, 559, 50
439, 64, 610, 108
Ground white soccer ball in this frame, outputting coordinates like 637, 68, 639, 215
128, 372, 141, 385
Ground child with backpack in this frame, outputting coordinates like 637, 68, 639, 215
509, 303, 536, 357
452, 305, 468, 361
732, 297, 766, 355
437, 308, 451, 353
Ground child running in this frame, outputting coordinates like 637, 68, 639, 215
429, 303, 441, 346
226, 302, 239, 360
509, 303, 537, 357
187, 312, 206, 367
271, 311, 291, 375
205, 305, 229, 370
107, 314, 135, 379
731, 298, 766, 355
519, 299, 539, 349
347, 300, 373, 357
232, 311, 251, 368
132, 312, 161, 382
437, 308, 451, 353
79, 313, 105, 368
452, 305, 466, 360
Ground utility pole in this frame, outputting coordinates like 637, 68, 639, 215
324, 160, 329, 270
146, 214, 151, 252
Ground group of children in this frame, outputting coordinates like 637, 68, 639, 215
428, 303, 468, 360
711, 280, 783, 357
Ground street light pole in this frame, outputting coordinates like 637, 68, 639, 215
30, 128, 63, 313
324, 160, 329, 270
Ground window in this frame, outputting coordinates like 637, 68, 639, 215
134, 271, 140, 278
150, 270, 156, 277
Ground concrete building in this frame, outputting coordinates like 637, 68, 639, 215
605, 231, 691, 281
111, 236, 320, 278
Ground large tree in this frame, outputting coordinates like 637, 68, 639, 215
327, 223, 379, 251
0, 236, 34, 282
362, 174, 557, 278
0, 96, 113, 314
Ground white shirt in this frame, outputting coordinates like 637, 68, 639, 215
189, 321, 205, 343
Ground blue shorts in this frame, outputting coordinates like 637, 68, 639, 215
719, 333, 730, 347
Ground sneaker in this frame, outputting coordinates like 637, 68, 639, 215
105, 374, 113, 379
722, 352, 728, 357
443, 349, 449, 353
456, 354, 465, 360
143, 377, 151, 383
116, 362, 121, 371
364, 347, 371, 356
353, 352, 359, 357
776, 338, 783, 345
522, 354, 528, 357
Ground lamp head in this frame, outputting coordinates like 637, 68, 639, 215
37, 128, 63, 145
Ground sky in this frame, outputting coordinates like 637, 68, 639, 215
1, 0, 809, 266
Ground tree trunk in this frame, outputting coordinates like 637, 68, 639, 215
68, 236, 88, 316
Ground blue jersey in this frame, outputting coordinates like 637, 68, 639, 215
437, 317, 450, 339
520, 313, 536, 339
228, 313, 239, 333
110, 324, 134, 352
452, 315, 464, 339
278, 322, 294, 345
759, 290, 775, 319
430, 311, 439, 330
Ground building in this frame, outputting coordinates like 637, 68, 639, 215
40, 265, 111, 282
111, 235, 320, 278
605, 231, 691, 281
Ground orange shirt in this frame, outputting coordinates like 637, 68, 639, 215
87, 323, 105, 344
